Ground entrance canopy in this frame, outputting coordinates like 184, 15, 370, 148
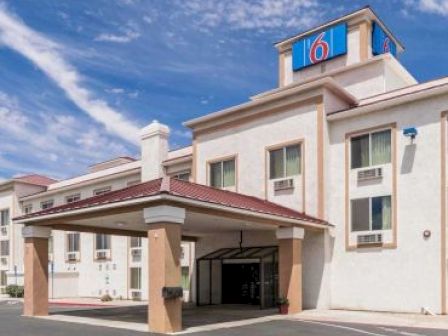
14, 177, 330, 236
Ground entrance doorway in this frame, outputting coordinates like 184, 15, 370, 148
196, 246, 278, 309
222, 263, 260, 305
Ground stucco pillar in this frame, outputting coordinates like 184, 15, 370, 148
144, 205, 185, 333
22, 226, 52, 317
277, 227, 304, 314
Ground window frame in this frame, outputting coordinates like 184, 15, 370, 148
0, 240, 9, 256
173, 171, 191, 181
23, 204, 33, 215
0, 209, 10, 226
65, 194, 81, 204
66, 232, 80, 253
350, 128, 392, 169
207, 155, 237, 189
130, 267, 142, 290
351, 195, 392, 232
268, 143, 302, 180
93, 186, 112, 196
95, 234, 111, 251
130, 237, 142, 248
41, 200, 54, 210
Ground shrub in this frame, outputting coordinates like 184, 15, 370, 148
6, 285, 24, 298
100, 294, 113, 302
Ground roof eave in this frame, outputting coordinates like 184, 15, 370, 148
14, 193, 330, 230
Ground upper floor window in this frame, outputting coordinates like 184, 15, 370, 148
130, 237, 142, 248
0, 240, 9, 256
66, 194, 81, 204
269, 144, 301, 179
0, 210, 9, 226
95, 234, 111, 250
41, 200, 54, 210
93, 186, 112, 196
351, 195, 392, 232
67, 232, 80, 252
23, 204, 33, 215
210, 158, 235, 188
173, 171, 191, 181
351, 129, 391, 169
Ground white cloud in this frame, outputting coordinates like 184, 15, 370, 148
404, 0, 448, 16
0, 90, 133, 178
95, 30, 140, 43
0, 4, 140, 145
181, 0, 322, 30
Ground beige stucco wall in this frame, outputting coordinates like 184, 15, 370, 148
328, 94, 448, 313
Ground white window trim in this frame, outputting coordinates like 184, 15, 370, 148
66, 194, 81, 204
209, 158, 236, 189
41, 200, 54, 210
93, 186, 112, 196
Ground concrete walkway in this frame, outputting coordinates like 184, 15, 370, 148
296, 309, 448, 330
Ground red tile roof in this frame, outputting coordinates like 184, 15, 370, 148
15, 177, 329, 226
14, 174, 57, 187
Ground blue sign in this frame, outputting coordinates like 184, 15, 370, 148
372, 22, 397, 57
292, 23, 347, 71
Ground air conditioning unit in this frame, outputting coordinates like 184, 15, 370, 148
273, 178, 294, 191
96, 250, 110, 260
0, 226, 7, 236
66, 252, 79, 262
357, 167, 383, 181
131, 248, 142, 262
357, 233, 383, 245
131, 291, 142, 301
0, 256, 8, 266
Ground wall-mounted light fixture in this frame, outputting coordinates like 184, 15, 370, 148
403, 126, 418, 143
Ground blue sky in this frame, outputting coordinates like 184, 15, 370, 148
0, 0, 447, 180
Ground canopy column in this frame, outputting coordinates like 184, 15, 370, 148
145, 205, 185, 333
22, 225, 52, 316
277, 227, 304, 314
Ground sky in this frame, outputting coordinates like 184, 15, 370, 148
0, 0, 447, 181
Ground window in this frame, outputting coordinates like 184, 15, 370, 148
66, 194, 81, 204
93, 186, 112, 196
210, 158, 236, 188
67, 233, 80, 252
95, 234, 111, 250
173, 171, 191, 181
269, 144, 301, 179
23, 204, 33, 215
0, 209, 9, 226
130, 267, 141, 290
351, 196, 392, 232
351, 129, 391, 169
41, 200, 54, 210
0, 241, 9, 256
130, 237, 142, 248
0, 270, 6, 287
181, 266, 190, 290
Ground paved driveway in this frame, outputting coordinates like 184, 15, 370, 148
1, 301, 448, 336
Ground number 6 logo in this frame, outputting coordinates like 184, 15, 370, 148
310, 32, 329, 64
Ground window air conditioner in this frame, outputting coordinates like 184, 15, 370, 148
66, 252, 79, 261
131, 291, 142, 301
357, 167, 383, 181
357, 233, 383, 245
273, 178, 294, 191
96, 250, 110, 260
